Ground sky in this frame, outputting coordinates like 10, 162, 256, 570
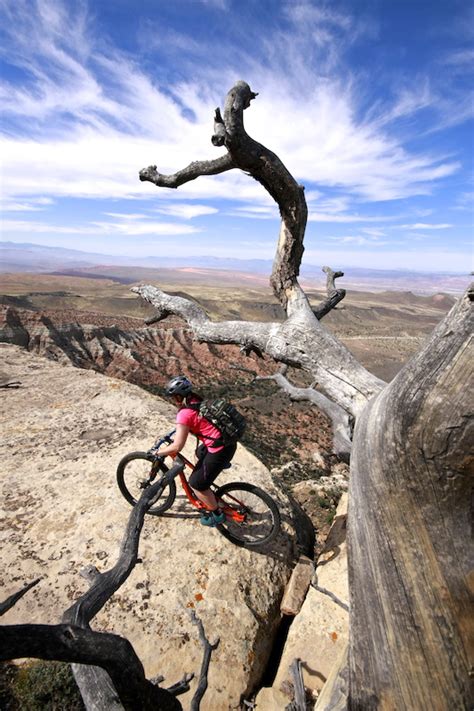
0, 0, 473, 273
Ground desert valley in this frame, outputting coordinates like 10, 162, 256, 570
1, 263, 463, 473
1, 260, 466, 549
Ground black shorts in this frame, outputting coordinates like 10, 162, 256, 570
189, 442, 237, 491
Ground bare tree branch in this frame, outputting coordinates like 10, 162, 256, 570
255, 366, 352, 459
1, 466, 188, 711
222, 82, 310, 313
286, 658, 306, 711
165, 673, 195, 697
0, 578, 41, 616
322, 266, 345, 293
135, 83, 384, 417
312, 267, 346, 319
189, 611, 220, 711
133, 284, 384, 418
71, 665, 125, 711
63, 472, 176, 626
0, 624, 182, 711
139, 154, 235, 189
65, 468, 188, 707
139, 80, 309, 313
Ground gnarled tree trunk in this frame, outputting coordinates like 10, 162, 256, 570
348, 287, 473, 709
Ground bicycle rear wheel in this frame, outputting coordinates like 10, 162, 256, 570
116, 451, 176, 516
214, 482, 281, 548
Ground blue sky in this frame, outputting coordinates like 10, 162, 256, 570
1, 0, 473, 272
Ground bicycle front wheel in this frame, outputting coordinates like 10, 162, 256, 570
214, 482, 281, 548
116, 451, 176, 516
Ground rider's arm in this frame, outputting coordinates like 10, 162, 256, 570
157, 424, 189, 457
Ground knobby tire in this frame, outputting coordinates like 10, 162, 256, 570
214, 482, 281, 548
116, 451, 177, 516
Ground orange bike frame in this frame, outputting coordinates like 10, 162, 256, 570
168, 452, 245, 523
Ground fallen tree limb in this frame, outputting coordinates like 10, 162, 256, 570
0, 578, 41, 616
312, 266, 346, 319
0, 465, 197, 711
0, 624, 181, 711
189, 611, 220, 711
133, 284, 384, 418
255, 366, 352, 459
287, 658, 306, 711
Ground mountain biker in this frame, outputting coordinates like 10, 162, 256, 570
156, 375, 237, 527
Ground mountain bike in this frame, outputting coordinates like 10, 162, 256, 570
116, 430, 281, 548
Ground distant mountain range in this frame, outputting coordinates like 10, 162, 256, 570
0, 241, 470, 294
0, 241, 274, 273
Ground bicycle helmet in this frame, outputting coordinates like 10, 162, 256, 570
165, 375, 193, 397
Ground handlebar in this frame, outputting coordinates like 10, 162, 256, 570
147, 431, 193, 471
153, 429, 176, 449
147, 429, 176, 457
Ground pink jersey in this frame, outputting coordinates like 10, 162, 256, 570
176, 401, 223, 452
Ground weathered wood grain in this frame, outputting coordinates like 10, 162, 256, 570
348, 288, 473, 709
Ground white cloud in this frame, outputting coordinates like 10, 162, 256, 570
91, 220, 200, 236
2, 218, 200, 236
0, 0, 464, 209
361, 228, 387, 237
228, 205, 278, 220
366, 80, 435, 129
453, 192, 474, 211
308, 212, 392, 224
1, 219, 100, 235
200, 0, 229, 9
328, 235, 390, 246
444, 49, 474, 66
242, 74, 459, 201
399, 223, 452, 230
104, 212, 150, 220
0, 0, 470, 284
153, 204, 219, 219
412, 209, 434, 218
1, 197, 54, 211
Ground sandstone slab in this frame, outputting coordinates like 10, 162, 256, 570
0, 345, 297, 709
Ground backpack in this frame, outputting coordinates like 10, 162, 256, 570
189, 398, 246, 446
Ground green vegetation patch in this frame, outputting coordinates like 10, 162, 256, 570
0, 660, 84, 710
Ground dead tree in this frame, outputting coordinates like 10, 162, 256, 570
0, 466, 218, 711
137, 81, 473, 709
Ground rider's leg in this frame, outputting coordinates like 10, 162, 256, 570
193, 487, 219, 509
190, 444, 236, 525
190, 443, 236, 505
190, 446, 219, 508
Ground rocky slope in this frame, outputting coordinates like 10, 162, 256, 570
0, 344, 301, 709
0, 304, 334, 477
